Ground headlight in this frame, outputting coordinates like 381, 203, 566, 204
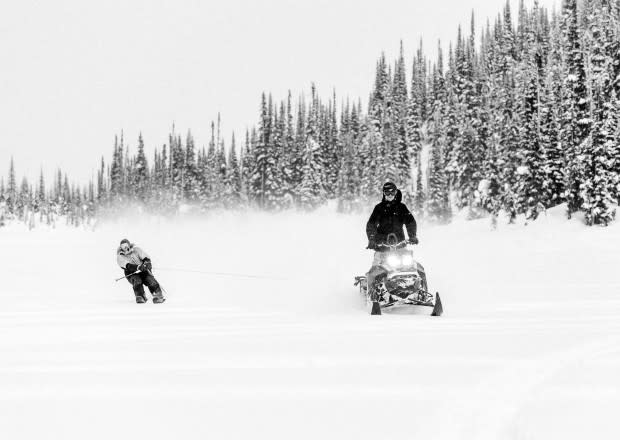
386, 255, 401, 267
401, 255, 414, 266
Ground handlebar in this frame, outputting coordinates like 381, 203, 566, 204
367, 240, 412, 251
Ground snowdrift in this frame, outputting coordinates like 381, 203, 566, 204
0, 208, 619, 439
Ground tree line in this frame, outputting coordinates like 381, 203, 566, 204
1, 0, 619, 228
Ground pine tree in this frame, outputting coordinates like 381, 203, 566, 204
321, 92, 340, 199
200, 123, 217, 207
239, 129, 253, 205
184, 131, 198, 202
298, 137, 325, 210
542, 14, 565, 206
515, 5, 547, 220
6, 157, 17, 215
369, 56, 390, 187
413, 159, 425, 215
109, 135, 123, 199
337, 101, 362, 212
215, 134, 228, 205
36, 169, 45, 213
169, 131, 185, 205
159, 144, 170, 208
250, 93, 270, 208
96, 157, 106, 203
17, 176, 30, 220
290, 97, 307, 202
226, 133, 242, 206
426, 78, 451, 223
135, 133, 149, 201
392, 41, 412, 194
280, 92, 296, 206
580, 1, 618, 224
299, 87, 326, 209
561, 0, 590, 216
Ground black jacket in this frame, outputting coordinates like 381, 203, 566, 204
366, 190, 417, 245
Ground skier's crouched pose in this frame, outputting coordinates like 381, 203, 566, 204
365, 182, 420, 295
117, 239, 166, 304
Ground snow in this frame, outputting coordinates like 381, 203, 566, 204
517, 165, 530, 175
417, 141, 431, 188
1, 208, 619, 439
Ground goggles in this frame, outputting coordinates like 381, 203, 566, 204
383, 188, 396, 197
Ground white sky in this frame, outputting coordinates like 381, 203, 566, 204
0, 0, 557, 185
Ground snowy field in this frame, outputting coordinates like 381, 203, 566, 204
1, 207, 619, 440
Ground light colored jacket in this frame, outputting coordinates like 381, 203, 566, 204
117, 244, 150, 270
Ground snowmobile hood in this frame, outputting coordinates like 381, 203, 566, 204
381, 189, 402, 203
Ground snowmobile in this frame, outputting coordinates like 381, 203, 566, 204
354, 236, 443, 316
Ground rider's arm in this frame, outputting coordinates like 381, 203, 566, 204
401, 204, 417, 239
366, 206, 379, 241
134, 246, 150, 261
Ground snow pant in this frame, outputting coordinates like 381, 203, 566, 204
367, 251, 388, 299
366, 265, 387, 300
417, 266, 428, 291
127, 271, 163, 300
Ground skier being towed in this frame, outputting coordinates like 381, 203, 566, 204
365, 182, 420, 295
117, 239, 166, 304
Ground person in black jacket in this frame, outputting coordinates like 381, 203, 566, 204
365, 182, 419, 296
366, 182, 418, 249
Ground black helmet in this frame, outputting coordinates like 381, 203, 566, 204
382, 182, 397, 196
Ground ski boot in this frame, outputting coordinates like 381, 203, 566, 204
152, 288, 166, 304
135, 295, 147, 304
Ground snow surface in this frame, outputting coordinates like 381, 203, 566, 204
1, 206, 619, 439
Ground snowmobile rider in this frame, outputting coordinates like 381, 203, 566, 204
117, 239, 166, 304
365, 182, 419, 295
366, 182, 418, 250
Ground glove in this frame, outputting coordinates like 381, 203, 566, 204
367, 238, 376, 250
126, 263, 138, 273
408, 237, 419, 245
139, 259, 152, 272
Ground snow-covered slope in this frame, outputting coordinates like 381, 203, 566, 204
1, 208, 619, 439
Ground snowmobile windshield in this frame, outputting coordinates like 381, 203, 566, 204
376, 240, 408, 251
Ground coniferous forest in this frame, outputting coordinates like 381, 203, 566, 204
1, 0, 619, 228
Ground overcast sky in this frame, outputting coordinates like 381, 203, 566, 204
0, 0, 558, 185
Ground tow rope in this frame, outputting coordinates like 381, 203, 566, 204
152, 267, 290, 281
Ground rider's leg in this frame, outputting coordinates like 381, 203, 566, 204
367, 252, 388, 300
416, 262, 428, 291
